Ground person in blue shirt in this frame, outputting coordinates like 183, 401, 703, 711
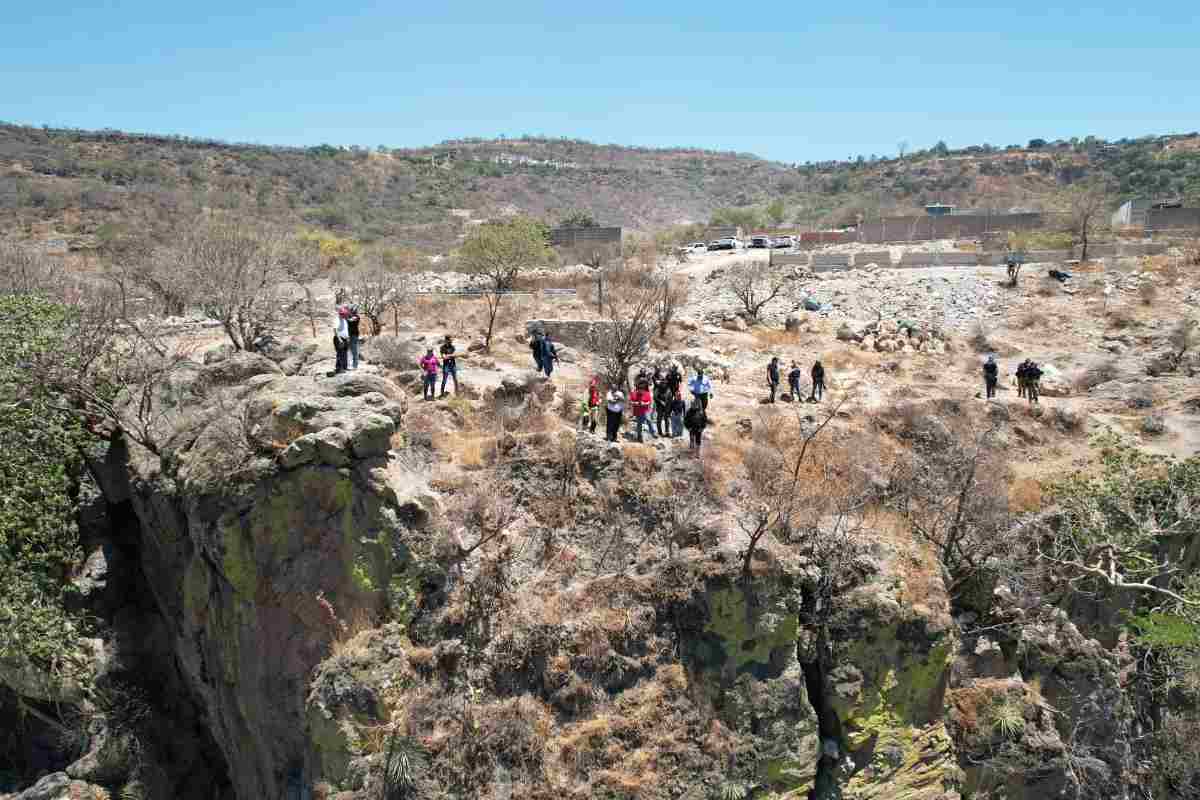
688, 367, 713, 412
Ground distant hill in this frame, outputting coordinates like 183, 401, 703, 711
2, 123, 1198, 252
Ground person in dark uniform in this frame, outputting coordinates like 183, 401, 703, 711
439, 334, 458, 397
983, 355, 998, 399
809, 360, 825, 402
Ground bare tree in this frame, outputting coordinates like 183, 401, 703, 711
179, 217, 294, 351
458, 217, 552, 350
1068, 178, 1113, 263
587, 282, 657, 390
892, 420, 1016, 599
898, 140, 909, 161
654, 267, 689, 338
724, 261, 789, 323
0, 242, 66, 295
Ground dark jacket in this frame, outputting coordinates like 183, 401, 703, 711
530, 337, 542, 359
440, 341, 457, 367
347, 314, 360, 338
811, 362, 825, 383
654, 384, 672, 411
684, 406, 707, 432
540, 338, 558, 363
767, 360, 780, 384
666, 367, 682, 393
670, 397, 686, 415
983, 361, 998, 380
788, 367, 802, 384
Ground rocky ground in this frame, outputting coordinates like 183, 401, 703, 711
4, 241, 1198, 800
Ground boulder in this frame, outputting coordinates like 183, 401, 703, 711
314, 427, 353, 466
836, 323, 860, 342
1037, 364, 1072, 397
350, 413, 397, 458
785, 315, 803, 333
1142, 414, 1166, 435
723, 317, 749, 332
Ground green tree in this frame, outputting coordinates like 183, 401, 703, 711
557, 209, 598, 228
764, 199, 787, 227
458, 217, 553, 350
0, 296, 94, 687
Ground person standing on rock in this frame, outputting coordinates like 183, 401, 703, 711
540, 333, 559, 377
689, 367, 713, 412
654, 378, 673, 437
439, 335, 458, 397
605, 386, 626, 442
1016, 360, 1028, 399
684, 401, 708, 451
333, 306, 351, 374
983, 355, 999, 399
767, 357, 781, 403
810, 359, 825, 402
670, 388, 686, 438
419, 348, 440, 401
346, 304, 362, 370
630, 379, 657, 442
787, 361, 803, 401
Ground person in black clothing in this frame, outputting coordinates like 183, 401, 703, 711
540, 334, 559, 377
439, 335, 458, 397
787, 361, 803, 401
810, 360, 825, 402
1024, 361, 1042, 405
346, 305, 362, 370
654, 379, 673, 437
982, 355, 998, 399
666, 363, 682, 395
684, 402, 708, 451
530, 332, 544, 373
767, 357, 781, 403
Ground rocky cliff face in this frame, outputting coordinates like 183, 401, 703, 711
82, 354, 432, 800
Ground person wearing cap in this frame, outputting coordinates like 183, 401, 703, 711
439, 334, 458, 397
346, 304, 362, 370
605, 386, 626, 442
333, 306, 350, 374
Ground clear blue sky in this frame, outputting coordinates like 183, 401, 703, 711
3, 1, 1197, 163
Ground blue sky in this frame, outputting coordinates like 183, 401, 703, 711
2, 0, 1197, 163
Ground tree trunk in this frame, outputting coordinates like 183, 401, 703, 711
1080, 223, 1089, 263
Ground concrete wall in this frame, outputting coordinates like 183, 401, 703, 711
1118, 242, 1169, 256
1147, 207, 1200, 231
856, 212, 1069, 243
811, 253, 851, 269
769, 252, 810, 268
549, 226, 622, 248
898, 252, 979, 267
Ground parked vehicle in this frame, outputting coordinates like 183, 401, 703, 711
772, 236, 795, 248
708, 239, 726, 250
750, 236, 771, 248
687, 242, 708, 253
709, 238, 738, 251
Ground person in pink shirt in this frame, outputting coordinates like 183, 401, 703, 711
419, 348, 440, 401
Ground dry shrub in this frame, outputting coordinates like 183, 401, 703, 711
1139, 282, 1159, 306
1036, 279, 1060, 298
1107, 307, 1137, 329
454, 436, 498, 469
969, 319, 992, 353
1009, 478, 1043, 513
330, 607, 377, 659
1017, 311, 1047, 330
1075, 359, 1119, 391
623, 443, 658, 475
751, 327, 801, 348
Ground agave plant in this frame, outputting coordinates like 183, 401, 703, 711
383, 731, 429, 800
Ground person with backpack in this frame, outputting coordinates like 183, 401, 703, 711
684, 401, 708, 451
767, 357, 781, 403
669, 389, 686, 438
439, 334, 459, 397
666, 363, 683, 396
540, 333, 560, 377
810, 359, 826, 402
419, 348, 440, 400
654, 378, 673, 437
346, 304, 362, 370
983, 354, 999, 399
787, 361, 803, 401
333, 305, 350, 374
605, 386, 626, 442
688, 367, 713, 412
629, 379, 656, 442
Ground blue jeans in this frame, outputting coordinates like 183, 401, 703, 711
334, 337, 348, 372
349, 336, 360, 369
634, 415, 656, 440
423, 373, 437, 399
441, 362, 458, 394
671, 413, 683, 437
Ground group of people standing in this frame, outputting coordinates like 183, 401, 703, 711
529, 331, 560, 377
583, 364, 714, 450
766, 357, 825, 404
418, 335, 461, 400
982, 355, 1043, 404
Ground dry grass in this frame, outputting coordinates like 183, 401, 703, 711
1009, 478, 1044, 513
330, 607, 378, 659
1017, 311, 1048, 330
1035, 279, 1060, 298
1107, 307, 1138, 329
751, 327, 802, 348
623, 443, 659, 475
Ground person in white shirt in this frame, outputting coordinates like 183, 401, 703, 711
333, 306, 350, 373
604, 388, 626, 442
688, 368, 713, 412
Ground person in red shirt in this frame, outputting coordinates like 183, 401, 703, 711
629, 379, 657, 442
586, 375, 601, 434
